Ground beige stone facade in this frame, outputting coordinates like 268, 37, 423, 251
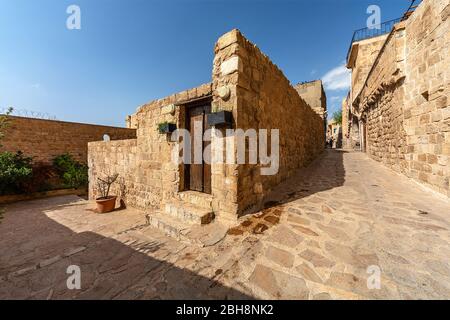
347, 35, 388, 103
341, 95, 350, 148
220, 31, 325, 217
345, 0, 450, 197
88, 29, 325, 225
294, 80, 327, 137
326, 119, 342, 149
294, 80, 327, 119
89, 83, 213, 211
0, 116, 136, 164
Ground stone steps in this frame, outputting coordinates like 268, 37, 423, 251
177, 191, 213, 208
145, 212, 227, 247
146, 212, 191, 243
145, 192, 217, 245
164, 200, 215, 225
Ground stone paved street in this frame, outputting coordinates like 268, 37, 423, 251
1, 150, 450, 300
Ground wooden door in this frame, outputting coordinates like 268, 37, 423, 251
186, 104, 211, 194
361, 121, 367, 153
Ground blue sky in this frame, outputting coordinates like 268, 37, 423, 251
0, 0, 407, 127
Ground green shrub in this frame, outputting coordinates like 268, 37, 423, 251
0, 107, 13, 147
53, 153, 88, 189
0, 151, 33, 195
332, 110, 342, 125
25, 163, 59, 193
53, 153, 74, 173
0, 108, 13, 146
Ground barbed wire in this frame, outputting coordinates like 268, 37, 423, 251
0, 108, 57, 120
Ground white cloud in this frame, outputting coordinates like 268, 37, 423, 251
31, 83, 41, 89
330, 96, 342, 102
310, 69, 317, 75
322, 63, 351, 91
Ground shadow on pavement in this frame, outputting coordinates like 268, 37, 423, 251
0, 197, 253, 300
228, 149, 347, 235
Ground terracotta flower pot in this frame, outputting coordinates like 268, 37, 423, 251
95, 196, 117, 213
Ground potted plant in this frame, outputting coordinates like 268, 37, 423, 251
157, 121, 177, 134
207, 111, 233, 127
95, 173, 119, 213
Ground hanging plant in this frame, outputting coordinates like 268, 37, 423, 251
207, 111, 233, 127
157, 122, 177, 134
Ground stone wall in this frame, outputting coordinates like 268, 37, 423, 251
342, 96, 350, 148
347, 35, 388, 103
342, 99, 361, 150
88, 83, 212, 210
294, 80, 327, 119
214, 30, 325, 216
0, 116, 136, 164
88, 139, 138, 205
352, 0, 450, 196
88, 29, 325, 221
327, 120, 342, 149
355, 21, 408, 172
402, 0, 450, 196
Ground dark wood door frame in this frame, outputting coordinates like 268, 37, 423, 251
184, 99, 212, 194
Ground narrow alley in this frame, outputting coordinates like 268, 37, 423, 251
1, 150, 449, 300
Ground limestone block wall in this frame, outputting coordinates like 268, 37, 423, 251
353, 0, 450, 196
213, 30, 325, 216
88, 139, 138, 205
402, 0, 450, 196
342, 96, 350, 148
356, 21, 408, 173
89, 29, 325, 220
210, 31, 242, 221
132, 83, 212, 210
88, 83, 212, 210
294, 80, 327, 119
0, 116, 136, 164
348, 35, 388, 104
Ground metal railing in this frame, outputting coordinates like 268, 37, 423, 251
346, 18, 402, 62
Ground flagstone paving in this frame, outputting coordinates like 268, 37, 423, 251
1, 150, 450, 299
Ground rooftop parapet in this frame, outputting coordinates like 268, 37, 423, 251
346, 18, 402, 65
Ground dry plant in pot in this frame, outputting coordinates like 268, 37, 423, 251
96, 173, 119, 213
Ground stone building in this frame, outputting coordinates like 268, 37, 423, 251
294, 80, 327, 118
294, 80, 327, 136
88, 29, 325, 232
326, 119, 342, 149
342, 94, 360, 150
341, 96, 350, 148
344, 0, 450, 197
